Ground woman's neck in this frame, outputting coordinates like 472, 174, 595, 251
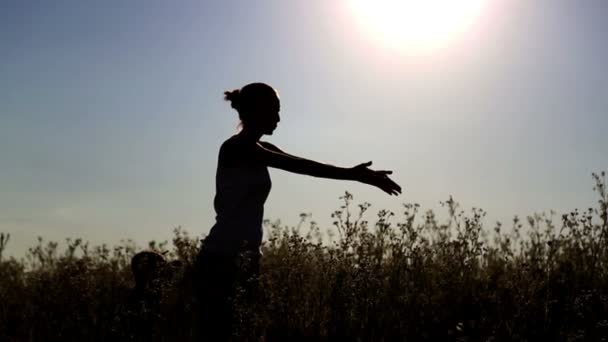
238, 128, 263, 143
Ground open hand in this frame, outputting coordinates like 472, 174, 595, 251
351, 161, 402, 196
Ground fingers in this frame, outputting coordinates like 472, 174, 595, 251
383, 179, 402, 196
356, 164, 402, 196
354, 161, 373, 170
382, 186, 400, 196
371, 176, 401, 196
385, 184, 401, 196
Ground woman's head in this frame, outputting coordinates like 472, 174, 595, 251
224, 82, 280, 135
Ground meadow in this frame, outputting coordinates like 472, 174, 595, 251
1, 171, 607, 341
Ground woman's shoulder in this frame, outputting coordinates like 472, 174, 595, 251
219, 135, 257, 166
220, 135, 246, 154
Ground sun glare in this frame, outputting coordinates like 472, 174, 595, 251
349, 0, 488, 53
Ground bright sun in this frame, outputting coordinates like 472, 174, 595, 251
349, 0, 488, 53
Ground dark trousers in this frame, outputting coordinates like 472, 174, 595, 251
193, 244, 260, 341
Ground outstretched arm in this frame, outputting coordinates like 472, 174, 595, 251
256, 141, 402, 196
256, 141, 352, 180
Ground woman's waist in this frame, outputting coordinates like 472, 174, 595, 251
206, 221, 262, 243
214, 212, 264, 224
200, 236, 263, 257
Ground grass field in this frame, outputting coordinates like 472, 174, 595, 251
1, 171, 607, 341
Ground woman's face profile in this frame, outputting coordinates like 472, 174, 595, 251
250, 92, 280, 135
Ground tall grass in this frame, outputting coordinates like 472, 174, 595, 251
0, 171, 607, 341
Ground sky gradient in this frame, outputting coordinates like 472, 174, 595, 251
2, 0, 607, 257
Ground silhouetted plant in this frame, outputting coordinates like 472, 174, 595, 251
1, 171, 607, 341
0, 233, 8, 261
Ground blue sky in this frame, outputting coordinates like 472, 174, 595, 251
1, 0, 607, 257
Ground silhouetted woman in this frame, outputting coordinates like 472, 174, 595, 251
193, 82, 401, 340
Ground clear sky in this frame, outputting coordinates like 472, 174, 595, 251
1, 0, 607, 257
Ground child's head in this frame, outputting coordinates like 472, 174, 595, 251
131, 251, 167, 287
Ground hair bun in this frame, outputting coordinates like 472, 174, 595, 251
223, 89, 241, 110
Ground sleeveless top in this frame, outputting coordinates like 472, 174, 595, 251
203, 135, 272, 257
